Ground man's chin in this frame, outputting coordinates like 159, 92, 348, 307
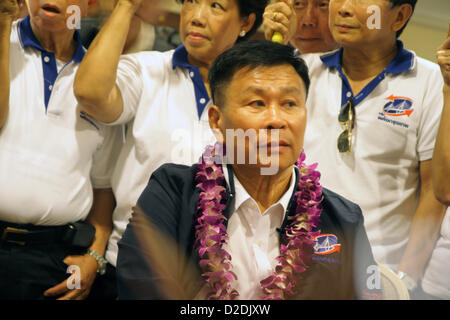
32, 16, 69, 32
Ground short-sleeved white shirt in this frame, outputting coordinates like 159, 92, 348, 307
106, 46, 216, 266
422, 207, 450, 298
302, 41, 443, 268
0, 17, 121, 226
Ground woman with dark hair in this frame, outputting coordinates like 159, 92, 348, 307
73, 0, 269, 280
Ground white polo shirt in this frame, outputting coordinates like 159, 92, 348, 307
0, 17, 121, 226
302, 41, 443, 268
105, 46, 216, 266
421, 207, 450, 299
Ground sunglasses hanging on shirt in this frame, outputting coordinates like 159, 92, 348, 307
337, 98, 355, 153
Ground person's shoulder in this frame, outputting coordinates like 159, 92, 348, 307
10, 19, 22, 48
152, 163, 198, 189
414, 55, 440, 72
118, 49, 176, 80
153, 162, 197, 177
400, 49, 441, 76
414, 56, 443, 84
123, 49, 175, 68
138, 163, 198, 212
403, 53, 443, 95
321, 188, 363, 225
299, 52, 324, 69
300, 49, 340, 77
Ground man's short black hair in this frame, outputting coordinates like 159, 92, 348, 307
175, 0, 269, 41
389, 0, 417, 37
209, 40, 310, 108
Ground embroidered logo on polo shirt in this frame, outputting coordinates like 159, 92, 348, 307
377, 95, 414, 129
382, 95, 414, 117
313, 233, 341, 255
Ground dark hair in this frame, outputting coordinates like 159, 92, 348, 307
209, 40, 310, 108
175, 0, 269, 41
389, 0, 417, 37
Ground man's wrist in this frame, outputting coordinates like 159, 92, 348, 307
396, 270, 418, 291
116, 1, 140, 15
86, 249, 108, 275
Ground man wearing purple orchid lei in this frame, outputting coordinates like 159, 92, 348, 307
116, 40, 382, 300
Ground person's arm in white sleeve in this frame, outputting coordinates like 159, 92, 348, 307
74, 0, 143, 124
433, 25, 450, 205
0, 1, 18, 129
396, 33, 449, 287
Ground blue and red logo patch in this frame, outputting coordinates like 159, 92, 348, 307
313, 233, 341, 255
382, 95, 414, 117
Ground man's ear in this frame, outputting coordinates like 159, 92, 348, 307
391, 3, 413, 35
208, 105, 225, 143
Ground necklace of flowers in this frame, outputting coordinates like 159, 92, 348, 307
194, 144, 323, 300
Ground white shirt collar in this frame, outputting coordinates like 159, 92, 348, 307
222, 164, 297, 217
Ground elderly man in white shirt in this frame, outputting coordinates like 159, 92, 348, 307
264, 0, 447, 299
0, 0, 120, 300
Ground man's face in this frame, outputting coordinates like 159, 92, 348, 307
328, 0, 399, 47
210, 64, 307, 173
29, 0, 91, 32
292, 0, 339, 53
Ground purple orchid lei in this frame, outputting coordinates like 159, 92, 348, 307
194, 144, 323, 300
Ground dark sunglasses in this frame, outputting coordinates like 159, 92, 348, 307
337, 98, 355, 153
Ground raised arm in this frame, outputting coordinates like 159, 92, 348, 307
0, 1, 19, 129
73, 0, 142, 123
433, 25, 450, 205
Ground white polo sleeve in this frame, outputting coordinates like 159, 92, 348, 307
112, 54, 144, 125
416, 64, 444, 162
90, 125, 122, 189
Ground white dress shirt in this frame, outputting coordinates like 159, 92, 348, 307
221, 166, 296, 300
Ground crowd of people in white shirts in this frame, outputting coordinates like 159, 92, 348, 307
0, 0, 449, 300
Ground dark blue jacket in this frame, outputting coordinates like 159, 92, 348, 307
117, 163, 382, 300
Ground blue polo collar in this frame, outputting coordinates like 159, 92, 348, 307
172, 45, 191, 70
172, 45, 210, 120
18, 15, 86, 110
321, 40, 414, 75
320, 40, 415, 107
19, 15, 85, 63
